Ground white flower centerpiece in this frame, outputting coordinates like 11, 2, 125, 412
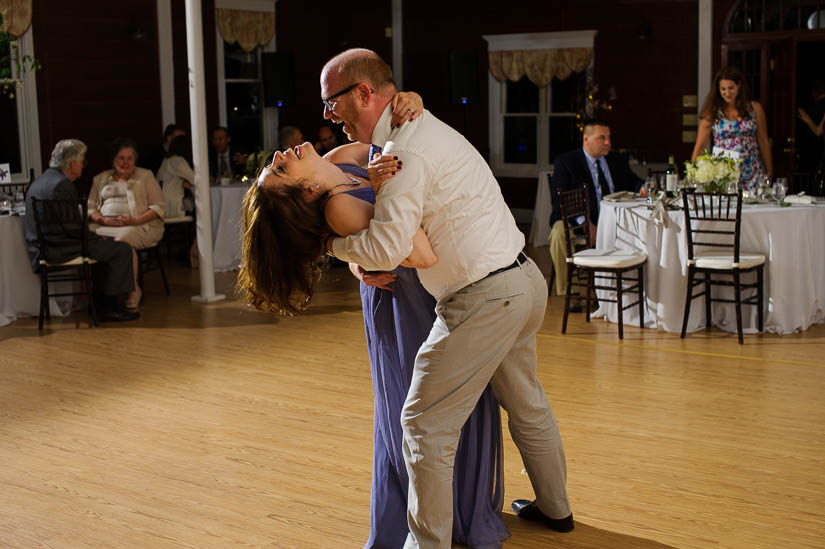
683, 152, 740, 193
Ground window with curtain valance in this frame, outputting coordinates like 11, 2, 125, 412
1, 0, 38, 181
484, 31, 597, 177
0, 0, 32, 38
215, 0, 277, 156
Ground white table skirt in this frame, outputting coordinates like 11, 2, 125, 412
594, 199, 825, 334
0, 215, 72, 327
528, 170, 553, 248
210, 184, 248, 272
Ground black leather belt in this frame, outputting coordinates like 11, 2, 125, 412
485, 251, 528, 279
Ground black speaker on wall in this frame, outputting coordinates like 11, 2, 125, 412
448, 49, 479, 105
262, 52, 295, 107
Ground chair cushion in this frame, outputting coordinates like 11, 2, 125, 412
40, 257, 98, 267
693, 251, 766, 270
571, 248, 647, 268
164, 215, 193, 224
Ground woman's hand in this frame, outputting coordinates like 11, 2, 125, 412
94, 215, 124, 227
390, 91, 423, 128
348, 262, 397, 291
367, 153, 403, 194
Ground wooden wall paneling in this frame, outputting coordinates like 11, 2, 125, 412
33, 0, 163, 179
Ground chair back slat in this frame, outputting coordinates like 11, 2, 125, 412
680, 189, 743, 262
556, 185, 591, 259
30, 198, 91, 264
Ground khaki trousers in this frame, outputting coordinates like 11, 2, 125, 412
549, 220, 571, 296
401, 258, 571, 548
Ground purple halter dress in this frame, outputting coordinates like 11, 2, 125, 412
336, 164, 509, 548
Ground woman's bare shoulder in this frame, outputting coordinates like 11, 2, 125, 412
324, 192, 373, 235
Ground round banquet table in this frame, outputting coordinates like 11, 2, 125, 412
593, 198, 825, 334
209, 184, 248, 272
0, 215, 72, 326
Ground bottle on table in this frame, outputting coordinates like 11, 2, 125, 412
665, 155, 678, 197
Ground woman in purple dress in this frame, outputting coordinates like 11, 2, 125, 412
238, 121, 509, 546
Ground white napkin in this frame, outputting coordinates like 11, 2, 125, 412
604, 190, 639, 202
784, 195, 815, 205
650, 199, 680, 231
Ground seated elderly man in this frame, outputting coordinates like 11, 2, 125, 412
24, 139, 139, 322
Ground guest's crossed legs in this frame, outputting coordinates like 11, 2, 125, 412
401, 259, 570, 548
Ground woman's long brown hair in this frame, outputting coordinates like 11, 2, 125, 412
700, 66, 753, 123
237, 182, 329, 315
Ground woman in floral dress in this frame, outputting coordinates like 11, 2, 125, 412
691, 66, 773, 190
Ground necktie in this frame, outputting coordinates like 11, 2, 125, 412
595, 158, 610, 200
218, 154, 228, 176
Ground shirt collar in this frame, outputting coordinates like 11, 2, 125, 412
582, 147, 600, 167
370, 103, 395, 149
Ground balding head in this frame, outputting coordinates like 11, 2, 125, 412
320, 49, 396, 144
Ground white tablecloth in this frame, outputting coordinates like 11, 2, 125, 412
210, 184, 248, 272
594, 199, 825, 334
528, 170, 553, 248
0, 215, 71, 326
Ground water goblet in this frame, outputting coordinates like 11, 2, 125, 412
12, 191, 25, 214
773, 178, 787, 205
645, 176, 656, 203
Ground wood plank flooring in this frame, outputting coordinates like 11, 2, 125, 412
1, 262, 823, 548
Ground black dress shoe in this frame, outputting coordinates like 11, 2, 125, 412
511, 499, 574, 533
100, 310, 140, 322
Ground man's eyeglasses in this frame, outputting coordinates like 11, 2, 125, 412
322, 83, 358, 111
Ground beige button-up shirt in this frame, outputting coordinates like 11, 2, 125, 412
331, 104, 523, 300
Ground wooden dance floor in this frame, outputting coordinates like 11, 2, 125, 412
1, 261, 824, 548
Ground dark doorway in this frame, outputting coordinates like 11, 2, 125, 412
796, 41, 825, 175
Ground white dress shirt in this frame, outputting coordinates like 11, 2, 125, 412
331, 104, 524, 300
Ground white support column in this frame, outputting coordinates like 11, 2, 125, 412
18, 26, 41, 179
698, 0, 713, 115
185, 0, 224, 303
392, 0, 403, 88
156, 0, 176, 127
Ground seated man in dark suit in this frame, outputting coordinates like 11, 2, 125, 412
24, 139, 139, 322
208, 126, 247, 179
549, 119, 644, 309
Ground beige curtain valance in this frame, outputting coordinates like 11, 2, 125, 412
489, 48, 592, 87
216, 8, 275, 52
0, 0, 32, 38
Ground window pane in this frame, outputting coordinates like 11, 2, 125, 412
551, 72, 586, 113
548, 116, 579, 163
783, 5, 800, 29
764, 3, 781, 30
0, 93, 21, 173
1, 41, 11, 75
226, 83, 262, 153
506, 77, 538, 113
504, 116, 536, 163
224, 43, 258, 80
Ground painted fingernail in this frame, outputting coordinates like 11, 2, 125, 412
393, 156, 398, 160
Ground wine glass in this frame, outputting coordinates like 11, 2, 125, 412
12, 191, 25, 214
645, 176, 656, 203
773, 178, 787, 205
